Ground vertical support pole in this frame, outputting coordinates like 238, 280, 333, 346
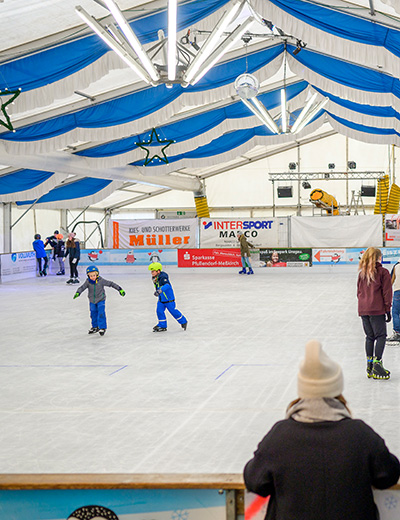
60, 209, 68, 235
272, 180, 276, 217
104, 210, 111, 248
225, 489, 236, 520
297, 144, 301, 216
345, 137, 349, 207
392, 145, 396, 185
3, 203, 12, 253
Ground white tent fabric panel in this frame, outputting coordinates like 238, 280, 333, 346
290, 215, 383, 248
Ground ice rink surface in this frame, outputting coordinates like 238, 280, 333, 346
1, 265, 399, 474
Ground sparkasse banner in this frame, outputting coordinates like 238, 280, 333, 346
110, 219, 197, 248
178, 249, 241, 267
200, 218, 288, 248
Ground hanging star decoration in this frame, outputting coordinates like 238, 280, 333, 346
0, 88, 21, 132
135, 128, 174, 166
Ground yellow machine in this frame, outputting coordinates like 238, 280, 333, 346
310, 189, 340, 215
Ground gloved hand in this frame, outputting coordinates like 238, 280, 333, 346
385, 311, 392, 323
154, 291, 159, 297
73, 292, 80, 299
119, 289, 126, 296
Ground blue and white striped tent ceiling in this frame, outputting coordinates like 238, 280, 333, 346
0, 0, 399, 208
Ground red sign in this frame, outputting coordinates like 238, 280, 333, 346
178, 248, 241, 267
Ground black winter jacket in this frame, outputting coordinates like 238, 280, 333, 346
244, 417, 400, 520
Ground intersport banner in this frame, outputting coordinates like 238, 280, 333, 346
110, 218, 197, 249
199, 218, 289, 248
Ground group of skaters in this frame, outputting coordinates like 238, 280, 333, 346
32, 230, 81, 283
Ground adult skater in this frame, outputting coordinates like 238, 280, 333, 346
357, 247, 392, 379
32, 234, 48, 276
148, 262, 188, 332
44, 230, 59, 262
387, 259, 400, 343
244, 339, 400, 520
73, 265, 126, 336
237, 230, 254, 274
64, 232, 81, 284
54, 234, 65, 275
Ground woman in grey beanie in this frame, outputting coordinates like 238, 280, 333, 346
244, 340, 400, 520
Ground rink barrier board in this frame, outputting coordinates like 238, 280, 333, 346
0, 474, 399, 520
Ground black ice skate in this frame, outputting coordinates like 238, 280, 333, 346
372, 358, 390, 380
386, 332, 400, 343
66, 278, 74, 284
366, 357, 373, 378
88, 327, 99, 334
181, 322, 188, 330
56, 271, 65, 275
99, 329, 106, 336
153, 325, 167, 332
72, 278, 80, 284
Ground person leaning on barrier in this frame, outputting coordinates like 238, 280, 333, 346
243, 340, 400, 520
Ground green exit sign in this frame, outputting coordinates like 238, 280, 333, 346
177, 211, 186, 215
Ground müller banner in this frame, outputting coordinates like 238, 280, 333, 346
110, 219, 197, 248
199, 218, 289, 248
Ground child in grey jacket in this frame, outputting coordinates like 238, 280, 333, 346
73, 265, 125, 336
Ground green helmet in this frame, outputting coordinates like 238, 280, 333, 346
148, 262, 162, 271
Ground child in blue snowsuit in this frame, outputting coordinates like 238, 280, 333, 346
32, 234, 49, 276
73, 266, 126, 336
149, 262, 188, 332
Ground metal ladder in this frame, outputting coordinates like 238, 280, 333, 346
347, 190, 366, 215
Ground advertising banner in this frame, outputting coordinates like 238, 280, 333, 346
385, 214, 400, 246
79, 248, 177, 266
178, 249, 241, 267
0, 251, 37, 282
258, 248, 312, 267
382, 247, 400, 266
312, 248, 366, 266
110, 219, 197, 249
199, 218, 289, 248
0, 488, 226, 519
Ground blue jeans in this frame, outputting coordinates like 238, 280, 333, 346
241, 256, 251, 268
89, 300, 107, 329
393, 290, 400, 333
156, 300, 187, 329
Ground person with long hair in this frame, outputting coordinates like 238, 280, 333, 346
244, 340, 400, 520
357, 247, 392, 379
64, 232, 81, 284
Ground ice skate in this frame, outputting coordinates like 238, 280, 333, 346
181, 322, 188, 331
66, 278, 74, 284
386, 332, 400, 344
372, 358, 390, 380
88, 327, 99, 334
238, 268, 246, 274
99, 329, 106, 336
153, 325, 167, 332
56, 270, 65, 275
366, 357, 373, 378
39, 271, 43, 277
72, 278, 80, 284
247, 268, 254, 275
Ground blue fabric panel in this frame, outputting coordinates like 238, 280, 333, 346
0, 0, 229, 92
1, 45, 284, 142
329, 112, 400, 137
0, 169, 54, 194
313, 86, 399, 119
269, 0, 396, 50
288, 44, 399, 95
78, 81, 307, 158
16, 177, 112, 205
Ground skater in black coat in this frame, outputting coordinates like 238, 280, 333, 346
244, 340, 400, 520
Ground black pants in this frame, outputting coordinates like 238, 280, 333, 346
69, 258, 79, 278
37, 256, 48, 273
361, 315, 386, 360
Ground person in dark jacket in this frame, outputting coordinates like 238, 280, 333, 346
237, 230, 254, 274
64, 232, 81, 284
32, 234, 48, 276
357, 247, 392, 379
244, 340, 400, 520
73, 265, 125, 336
44, 230, 59, 261
53, 234, 65, 275
148, 262, 188, 332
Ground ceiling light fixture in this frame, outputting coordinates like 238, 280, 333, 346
76, 0, 253, 87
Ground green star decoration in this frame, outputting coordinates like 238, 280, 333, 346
0, 88, 21, 132
136, 128, 174, 166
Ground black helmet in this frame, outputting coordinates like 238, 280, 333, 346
34, 234, 41, 240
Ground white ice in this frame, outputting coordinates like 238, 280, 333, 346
0, 265, 399, 474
